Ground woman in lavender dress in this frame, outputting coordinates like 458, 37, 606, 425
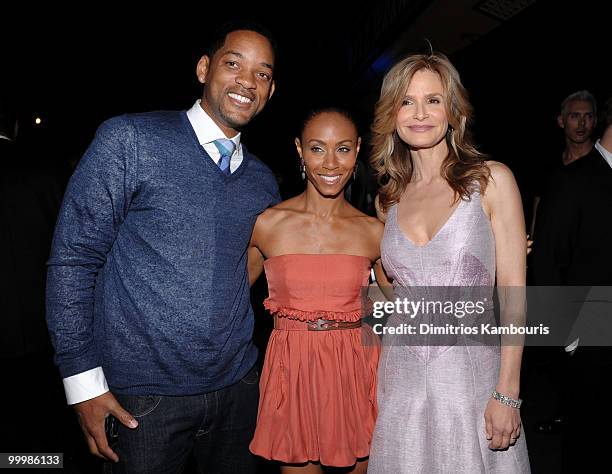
367, 53, 530, 473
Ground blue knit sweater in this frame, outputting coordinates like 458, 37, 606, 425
46, 111, 280, 395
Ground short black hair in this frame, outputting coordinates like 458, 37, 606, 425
205, 20, 277, 62
298, 106, 360, 140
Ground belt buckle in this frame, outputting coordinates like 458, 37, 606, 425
309, 318, 332, 331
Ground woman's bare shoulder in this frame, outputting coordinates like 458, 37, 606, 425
481, 160, 521, 214
485, 160, 516, 187
256, 196, 303, 229
346, 206, 385, 239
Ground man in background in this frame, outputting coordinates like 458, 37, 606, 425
531, 95, 612, 471
529, 90, 597, 234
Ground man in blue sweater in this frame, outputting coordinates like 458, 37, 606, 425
46, 21, 279, 473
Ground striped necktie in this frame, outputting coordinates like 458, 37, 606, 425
212, 138, 236, 175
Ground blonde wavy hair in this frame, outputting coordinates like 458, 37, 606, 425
370, 52, 490, 212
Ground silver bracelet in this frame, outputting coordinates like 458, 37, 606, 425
492, 390, 522, 408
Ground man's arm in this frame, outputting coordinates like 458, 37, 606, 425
47, 116, 136, 385
46, 116, 139, 461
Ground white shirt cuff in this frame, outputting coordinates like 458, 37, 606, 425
63, 367, 109, 405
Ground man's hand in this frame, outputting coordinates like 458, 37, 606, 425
526, 234, 533, 255
74, 391, 138, 462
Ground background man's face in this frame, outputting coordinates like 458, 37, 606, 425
559, 100, 596, 144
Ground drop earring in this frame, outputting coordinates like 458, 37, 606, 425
352, 162, 359, 180
300, 158, 306, 180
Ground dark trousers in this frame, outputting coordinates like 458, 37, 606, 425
562, 349, 612, 472
105, 365, 259, 474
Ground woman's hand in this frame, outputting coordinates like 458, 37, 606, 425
484, 397, 522, 450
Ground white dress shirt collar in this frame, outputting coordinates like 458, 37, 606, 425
595, 139, 612, 170
186, 99, 244, 172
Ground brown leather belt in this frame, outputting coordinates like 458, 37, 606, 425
306, 319, 362, 331
273, 315, 362, 331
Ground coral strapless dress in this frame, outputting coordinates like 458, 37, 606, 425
249, 254, 380, 467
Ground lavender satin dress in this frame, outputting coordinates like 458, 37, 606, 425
368, 191, 530, 473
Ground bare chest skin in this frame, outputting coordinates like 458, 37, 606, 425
261, 211, 378, 261
396, 182, 461, 247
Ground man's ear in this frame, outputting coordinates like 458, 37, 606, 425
557, 114, 565, 129
196, 55, 210, 84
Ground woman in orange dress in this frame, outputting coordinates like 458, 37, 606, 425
247, 108, 385, 473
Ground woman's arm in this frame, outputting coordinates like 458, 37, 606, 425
247, 214, 269, 287
248, 245, 265, 287
373, 259, 395, 301
482, 161, 527, 450
366, 215, 394, 299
